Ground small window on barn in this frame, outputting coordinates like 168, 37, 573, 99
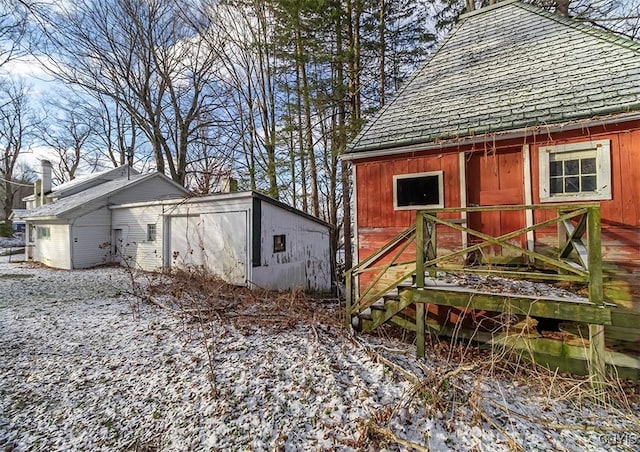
147, 224, 157, 242
36, 226, 50, 240
539, 140, 611, 202
273, 234, 286, 253
393, 171, 444, 210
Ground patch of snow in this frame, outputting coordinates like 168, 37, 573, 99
0, 257, 637, 450
0, 237, 24, 248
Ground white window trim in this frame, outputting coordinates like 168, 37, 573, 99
393, 170, 444, 210
538, 140, 611, 203
36, 226, 50, 240
147, 224, 156, 242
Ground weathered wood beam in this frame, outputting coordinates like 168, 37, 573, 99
587, 207, 604, 306
559, 215, 588, 268
432, 325, 639, 379
416, 303, 425, 358
415, 212, 426, 357
368, 290, 414, 330
353, 266, 416, 314
350, 225, 416, 274
388, 315, 417, 331
424, 203, 599, 214
356, 230, 416, 308
409, 288, 612, 325
345, 269, 353, 328
589, 324, 607, 398
355, 259, 416, 275
586, 206, 606, 396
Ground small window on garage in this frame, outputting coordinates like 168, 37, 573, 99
393, 171, 444, 210
273, 234, 286, 253
539, 140, 611, 202
36, 226, 50, 239
147, 224, 157, 242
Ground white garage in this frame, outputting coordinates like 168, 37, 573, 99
111, 191, 332, 292
21, 171, 189, 270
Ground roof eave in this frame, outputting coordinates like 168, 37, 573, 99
342, 112, 640, 161
21, 216, 66, 222
252, 191, 334, 229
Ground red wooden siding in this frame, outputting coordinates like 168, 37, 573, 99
353, 120, 640, 351
529, 129, 640, 267
466, 147, 525, 255
529, 127, 640, 348
356, 152, 462, 262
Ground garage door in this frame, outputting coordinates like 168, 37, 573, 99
169, 215, 206, 270
169, 212, 247, 285
202, 212, 247, 285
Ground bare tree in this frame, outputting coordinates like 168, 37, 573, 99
0, 79, 35, 220
195, 0, 283, 198
36, 96, 95, 183
430, 1, 640, 40
87, 91, 139, 169
0, 0, 29, 68
33, 0, 224, 186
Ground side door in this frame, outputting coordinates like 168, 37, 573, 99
465, 147, 526, 261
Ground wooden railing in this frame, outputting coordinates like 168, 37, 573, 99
344, 225, 417, 327
416, 204, 603, 305
345, 203, 605, 326
345, 203, 607, 390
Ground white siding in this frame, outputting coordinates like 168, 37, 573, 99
251, 202, 331, 292
112, 193, 330, 292
108, 177, 185, 205
33, 223, 71, 269
111, 205, 165, 271
169, 215, 206, 269
71, 208, 111, 268
167, 208, 248, 285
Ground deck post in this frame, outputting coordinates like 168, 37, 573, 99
416, 303, 425, 358
345, 269, 353, 329
589, 324, 606, 399
587, 206, 606, 395
416, 211, 425, 288
587, 206, 603, 306
415, 211, 426, 357
426, 216, 437, 278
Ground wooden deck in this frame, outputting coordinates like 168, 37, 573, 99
346, 204, 640, 382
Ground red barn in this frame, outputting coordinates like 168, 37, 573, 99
343, 1, 640, 378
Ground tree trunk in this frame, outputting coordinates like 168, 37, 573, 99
379, 0, 386, 108
297, 27, 320, 217
555, 0, 571, 16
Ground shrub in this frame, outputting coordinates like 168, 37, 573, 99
0, 221, 12, 237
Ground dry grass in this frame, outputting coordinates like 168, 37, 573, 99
143, 268, 342, 333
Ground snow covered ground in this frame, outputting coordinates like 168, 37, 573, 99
0, 255, 638, 451
0, 237, 24, 254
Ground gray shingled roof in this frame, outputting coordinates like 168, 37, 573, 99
21, 172, 186, 219
22, 165, 139, 202
347, 0, 640, 154
50, 165, 139, 196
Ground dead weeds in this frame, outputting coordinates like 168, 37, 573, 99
143, 268, 343, 333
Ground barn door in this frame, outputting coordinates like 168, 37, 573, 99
465, 148, 526, 261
